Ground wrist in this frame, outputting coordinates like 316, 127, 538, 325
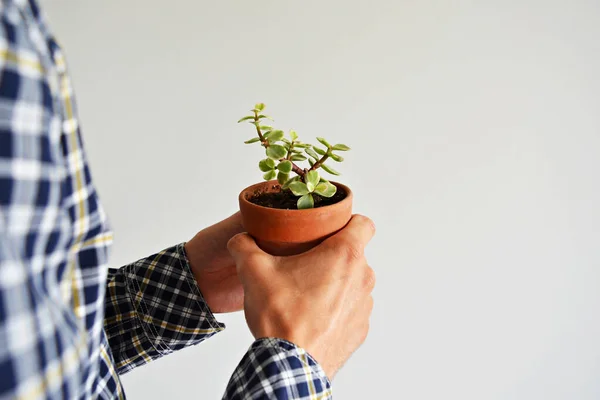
183, 232, 244, 314
183, 238, 214, 301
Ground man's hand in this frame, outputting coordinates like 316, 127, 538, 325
185, 212, 246, 313
227, 215, 376, 380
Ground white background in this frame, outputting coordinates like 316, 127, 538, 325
43, 1, 600, 399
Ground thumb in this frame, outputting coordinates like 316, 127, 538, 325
227, 233, 270, 280
227, 233, 260, 261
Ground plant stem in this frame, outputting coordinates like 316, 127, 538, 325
278, 157, 305, 178
286, 141, 294, 161
284, 152, 328, 181
254, 111, 266, 145
252, 118, 310, 182
291, 162, 305, 177
311, 154, 329, 171
280, 140, 306, 180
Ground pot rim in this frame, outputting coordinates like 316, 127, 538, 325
239, 180, 353, 213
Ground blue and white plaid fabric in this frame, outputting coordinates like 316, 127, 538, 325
0, 0, 331, 398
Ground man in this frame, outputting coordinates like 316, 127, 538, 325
0, 0, 376, 398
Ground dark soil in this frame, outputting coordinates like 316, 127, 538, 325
249, 184, 347, 210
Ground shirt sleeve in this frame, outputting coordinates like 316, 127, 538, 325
223, 338, 332, 400
104, 242, 225, 374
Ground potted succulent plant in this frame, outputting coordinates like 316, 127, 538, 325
237, 103, 354, 256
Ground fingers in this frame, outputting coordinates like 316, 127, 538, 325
347, 214, 376, 244
223, 211, 243, 230
360, 295, 374, 342
332, 214, 375, 249
364, 265, 376, 293
206, 212, 245, 241
319, 215, 375, 262
345, 294, 374, 351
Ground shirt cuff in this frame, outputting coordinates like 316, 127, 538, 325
178, 241, 225, 332
225, 337, 332, 399
122, 242, 225, 354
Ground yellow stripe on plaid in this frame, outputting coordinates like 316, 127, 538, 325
76, 232, 114, 252
139, 314, 222, 335
300, 353, 317, 398
104, 311, 136, 327
115, 337, 153, 370
99, 345, 124, 400
136, 249, 167, 298
0, 48, 44, 74
53, 49, 88, 321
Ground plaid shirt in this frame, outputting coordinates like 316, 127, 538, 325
0, 0, 332, 399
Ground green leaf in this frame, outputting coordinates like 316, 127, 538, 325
277, 160, 293, 173
282, 176, 300, 190
267, 130, 284, 143
277, 172, 289, 185
305, 147, 319, 160
291, 154, 307, 161
263, 170, 276, 181
238, 116, 255, 123
332, 144, 351, 151
305, 170, 320, 192
314, 182, 337, 198
297, 194, 314, 209
255, 103, 265, 111
266, 145, 287, 160
258, 125, 272, 131
317, 137, 331, 148
259, 159, 275, 172
290, 130, 298, 141
257, 114, 274, 121
289, 181, 310, 196
308, 158, 315, 167
314, 146, 327, 156
282, 138, 291, 145
244, 137, 261, 144
329, 153, 344, 162
320, 163, 341, 176
294, 142, 311, 148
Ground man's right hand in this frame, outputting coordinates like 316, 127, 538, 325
227, 215, 376, 380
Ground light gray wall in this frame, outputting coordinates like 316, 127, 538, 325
42, 1, 600, 399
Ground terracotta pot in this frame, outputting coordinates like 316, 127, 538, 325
238, 180, 353, 256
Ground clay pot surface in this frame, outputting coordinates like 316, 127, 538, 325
238, 180, 353, 256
